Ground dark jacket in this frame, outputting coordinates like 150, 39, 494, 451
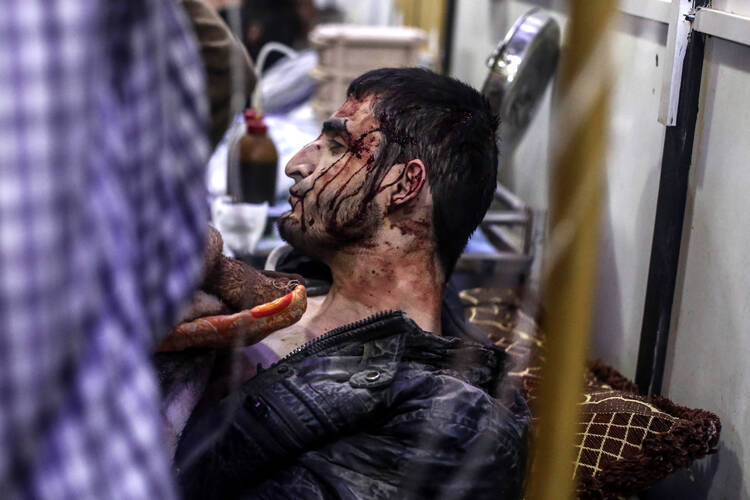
175, 310, 529, 499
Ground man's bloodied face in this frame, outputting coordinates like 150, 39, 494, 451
278, 95, 386, 258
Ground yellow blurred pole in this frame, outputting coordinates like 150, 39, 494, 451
526, 2, 616, 500
396, 0, 447, 71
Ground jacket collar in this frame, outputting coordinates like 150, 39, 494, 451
306, 310, 506, 396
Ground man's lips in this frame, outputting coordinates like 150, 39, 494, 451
288, 181, 308, 202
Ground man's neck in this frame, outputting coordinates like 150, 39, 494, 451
228, 227, 446, 389
309, 232, 445, 336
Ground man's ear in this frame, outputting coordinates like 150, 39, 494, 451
389, 159, 426, 208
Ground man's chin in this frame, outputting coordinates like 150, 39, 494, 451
277, 212, 299, 242
278, 207, 378, 260
278, 214, 324, 259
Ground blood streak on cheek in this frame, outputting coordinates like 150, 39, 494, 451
349, 128, 380, 158
296, 119, 382, 233
293, 118, 356, 231
317, 127, 380, 209
326, 150, 377, 213
317, 154, 354, 209
296, 152, 347, 231
328, 147, 379, 217
328, 160, 370, 211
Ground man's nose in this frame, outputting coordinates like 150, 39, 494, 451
285, 142, 321, 180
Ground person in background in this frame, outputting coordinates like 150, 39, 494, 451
0, 1, 208, 497
181, 0, 256, 147
0, 0, 276, 497
241, 0, 317, 72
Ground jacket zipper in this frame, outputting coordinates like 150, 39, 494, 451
239, 310, 403, 451
271, 309, 402, 368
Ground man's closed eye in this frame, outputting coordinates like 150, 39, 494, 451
327, 138, 345, 152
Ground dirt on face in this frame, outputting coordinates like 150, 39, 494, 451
278, 96, 388, 258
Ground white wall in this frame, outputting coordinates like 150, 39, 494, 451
592, 14, 668, 379
711, 0, 750, 17
654, 35, 750, 500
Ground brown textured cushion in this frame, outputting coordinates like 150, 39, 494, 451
459, 287, 721, 499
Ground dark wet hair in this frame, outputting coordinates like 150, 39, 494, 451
347, 67, 499, 276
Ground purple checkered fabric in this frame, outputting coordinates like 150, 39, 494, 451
0, 1, 209, 498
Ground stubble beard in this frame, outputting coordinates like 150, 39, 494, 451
277, 212, 329, 260
278, 198, 382, 261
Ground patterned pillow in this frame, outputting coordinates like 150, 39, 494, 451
459, 287, 721, 499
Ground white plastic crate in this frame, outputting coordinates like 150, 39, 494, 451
309, 24, 426, 118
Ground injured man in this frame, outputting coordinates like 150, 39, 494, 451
174, 67, 529, 499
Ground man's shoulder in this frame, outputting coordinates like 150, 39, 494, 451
378, 326, 526, 432
389, 361, 528, 430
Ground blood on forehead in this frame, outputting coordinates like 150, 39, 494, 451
333, 95, 380, 142
334, 94, 375, 118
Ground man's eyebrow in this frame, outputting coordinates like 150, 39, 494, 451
321, 118, 349, 137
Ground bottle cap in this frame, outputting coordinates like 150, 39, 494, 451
244, 108, 267, 134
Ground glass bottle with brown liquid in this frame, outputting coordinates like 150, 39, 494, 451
228, 108, 278, 204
